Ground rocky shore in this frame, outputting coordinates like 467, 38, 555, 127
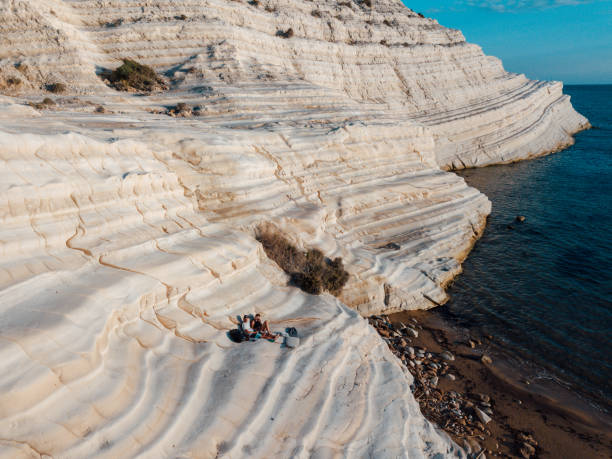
370, 312, 612, 458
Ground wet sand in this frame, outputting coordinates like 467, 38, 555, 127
377, 310, 612, 458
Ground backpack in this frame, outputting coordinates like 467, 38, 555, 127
285, 336, 300, 348
229, 328, 245, 343
287, 327, 298, 337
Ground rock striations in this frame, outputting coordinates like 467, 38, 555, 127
0, 0, 587, 457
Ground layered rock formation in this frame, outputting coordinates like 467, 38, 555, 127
0, 125, 469, 457
0, 0, 587, 457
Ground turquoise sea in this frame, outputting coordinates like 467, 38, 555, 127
444, 85, 612, 414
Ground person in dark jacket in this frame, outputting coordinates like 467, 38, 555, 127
251, 313, 272, 337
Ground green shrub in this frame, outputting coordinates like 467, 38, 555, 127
256, 232, 349, 296
106, 59, 166, 92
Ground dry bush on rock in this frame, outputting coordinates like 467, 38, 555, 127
46, 82, 66, 93
28, 97, 56, 110
276, 28, 294, 39
166, 102, 193, 117
105, 18, 123, 27
6, 77, 21, 87
256, 231, 349, 296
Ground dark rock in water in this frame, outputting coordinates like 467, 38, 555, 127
516, 215, 526, 222
507, 224, 514, 230
380, 242, 401, 250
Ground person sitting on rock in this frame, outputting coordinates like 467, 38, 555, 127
251, 313, 273, 338
241, 314, 255, 338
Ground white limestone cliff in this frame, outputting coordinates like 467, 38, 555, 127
0, 0, 588, 457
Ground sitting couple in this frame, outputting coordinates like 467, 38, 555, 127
241, 313, 275, 339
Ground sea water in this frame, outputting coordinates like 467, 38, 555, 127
444, 85, 612, 413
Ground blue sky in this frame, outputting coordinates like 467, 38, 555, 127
401, 1, 612, 84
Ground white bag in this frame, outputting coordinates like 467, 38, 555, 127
285, 336, 300, 348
